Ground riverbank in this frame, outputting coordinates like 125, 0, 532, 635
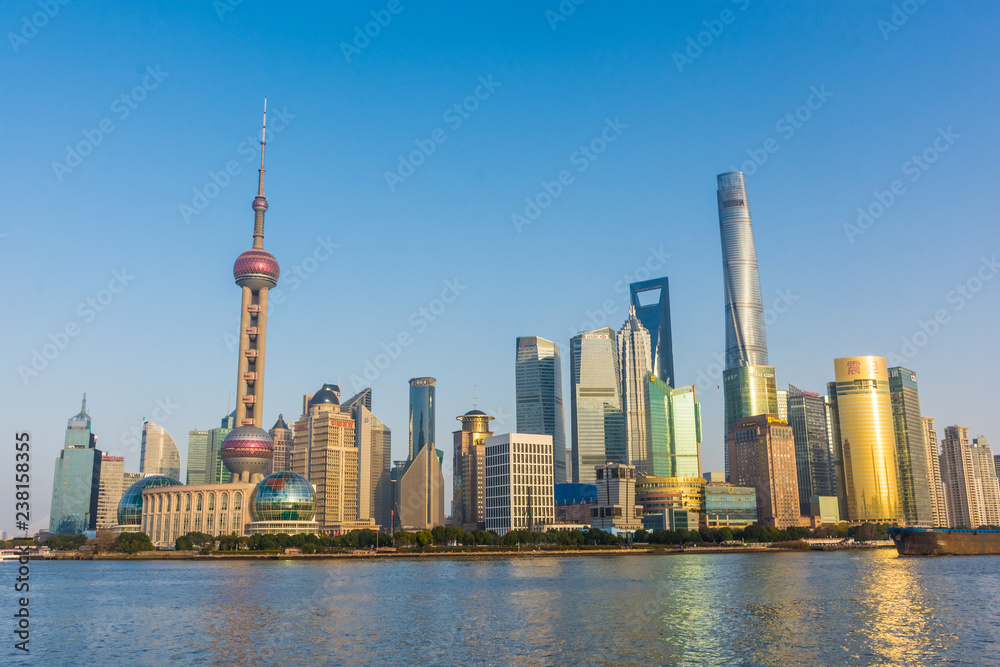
30, 542, 895, 561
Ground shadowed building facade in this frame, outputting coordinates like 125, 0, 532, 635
515, 336, 568, 484
50, 396, 102, 535
828, 356, 903, 523
786, 385, 837, 515
888, 367, 934, 527
343, 388, 392, 531
140, 420, 181, 482
618, 308, 652, 468
396, 439, 446, 530
940, 425, 980, 528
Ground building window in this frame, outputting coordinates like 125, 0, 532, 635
208, 493, 216, 511
185, 494, 191, 511
197, 494, 203, 511
234, 493, 242, 510
221, 493, 228, 511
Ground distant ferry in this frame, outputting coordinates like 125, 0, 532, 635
889, 527, 1000, 556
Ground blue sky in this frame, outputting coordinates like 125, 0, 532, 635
3, 1, 998, 534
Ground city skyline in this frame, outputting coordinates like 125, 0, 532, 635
4, 3, 1000, 534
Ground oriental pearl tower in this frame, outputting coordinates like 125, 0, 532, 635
220, 101, 279, 483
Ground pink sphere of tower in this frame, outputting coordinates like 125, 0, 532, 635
234, 248, 280, 290
221, 425, 274, 479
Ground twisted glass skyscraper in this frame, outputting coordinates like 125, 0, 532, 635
718, 172, 776, 478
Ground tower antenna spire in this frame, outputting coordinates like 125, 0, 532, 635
473, 385, 477, 410
258, 98, 267, 196
250, 98, 269, 249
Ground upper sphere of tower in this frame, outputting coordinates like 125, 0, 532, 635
234, 248, 280, 289
252, 195, 268, 212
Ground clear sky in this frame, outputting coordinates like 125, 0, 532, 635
3, 1, 998, 534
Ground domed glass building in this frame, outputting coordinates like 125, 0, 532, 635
251, 471, 316, 522
245, 471, 320, 536
117, 475, 183, 526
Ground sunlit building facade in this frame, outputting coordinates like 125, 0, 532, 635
570, 328, 626, 482
96, 454, 125, 530
828, 356, 903, 523
728, 414, 800, 528
186, 430, 210, 485
635, 475, 705, 520
888, 367, 934, 527
141, 482, 255, 548
515, 336, 568, 484
484, 433, 555, 534
643, 375, 702, 478
940, 425, 980, 528
453, 409, 494, 531
703, 482, 758, 528
618, 308, 652, 468
723, 365, 778, 478
269, 414, 293, 474
50, 396, 102, 535
409, 377, 436, 460
923, 417, 948, 526
971, 436, 1000, 527
140, 420, 181, 482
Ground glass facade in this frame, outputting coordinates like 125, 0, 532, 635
643, 374, 702, 478
570, 328, 626, 483
888, 367, 934, 527
829, 356, 903, 522
515, 336, 568, 484
117, 475, 182, 526
629, 277, 675, 386
787, 384, 838, 514
251, 471, 317, 522
186, 430, 210, 485
140, 420, 181, 482
635, 475, 705, 516
408, 377, 436, 460
717, 171, 768, 370
704, 482, 758, 527
723, 365, 778, 478
49, 397, 102, 535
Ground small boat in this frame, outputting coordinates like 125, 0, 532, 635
889, 527, 1000, 556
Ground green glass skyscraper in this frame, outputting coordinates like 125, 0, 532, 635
888, 367, 934, 527
643, 374, 702, 478
49, 395, 102, 535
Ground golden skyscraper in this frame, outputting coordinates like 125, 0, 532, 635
829, 356, 903, 522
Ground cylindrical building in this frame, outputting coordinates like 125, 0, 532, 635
408, 377, 436, 460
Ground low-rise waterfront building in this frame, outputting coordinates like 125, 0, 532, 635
591, 462, 643, 532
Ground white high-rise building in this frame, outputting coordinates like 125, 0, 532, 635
484, 433, 555, 535
922, 417, 948, 527
140, 420, 181, 482
95, 454, 125, 529
570, 328, 625, 482
617, 307, 652, 469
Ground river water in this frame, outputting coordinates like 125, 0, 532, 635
7, 549, 999, 665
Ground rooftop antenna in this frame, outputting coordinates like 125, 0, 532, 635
473, 385, 478, 410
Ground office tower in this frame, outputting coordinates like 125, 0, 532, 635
971, 436, 1000, 526
717, 171, 774, 479
186, 430, 210, 485
396, 438, 446, 530
484, 433, 555, 535
219, 103, 278, 484
207, 411, 235, 485
95, 454, 125, 529
828, 356, 903, 523
618, 308, 652, 467
291, 384, 371, 532
515, 336, 568, 484
140, 420, 181, 482
643, 375, 702, 478
453, 409, 494, 532
776, 390, 788, 421
343, 389, 392, 530
629, 277, 675, 385
409, 377, 436, 460
570, 327, 626, 482
922, 417, 948, 526
940, 426, 981, 527
49, 396, 102, 534
591, 462, 643, 531
786, 385, 837, 515
636, 475, 706, 526
728, 414, 800, 528
887, 368, 934, 527
269, 415, 293, 474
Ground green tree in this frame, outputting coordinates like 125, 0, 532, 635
718, 527, 734, 542
115, 532, 154, 554
416, 530, 433, 547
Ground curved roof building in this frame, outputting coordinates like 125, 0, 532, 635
117, 475, 182, 526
